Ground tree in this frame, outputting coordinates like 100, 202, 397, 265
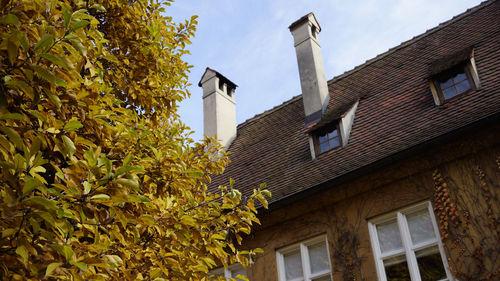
0, 0, 270, 280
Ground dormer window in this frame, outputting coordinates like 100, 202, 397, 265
432, 63, 474, 102
428, 48, 480, 106
314, 123, 341, 154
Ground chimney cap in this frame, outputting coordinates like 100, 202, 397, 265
198, 67, 238, 88
288, 12, 321, 32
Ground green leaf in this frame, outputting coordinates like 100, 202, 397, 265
23, 177, 42, 195
63, 8, 72, 29
70, 39, 87, 56
115, 165, 144, 176
150, 268, 162, 279
90, 4, 107, 12
123, 154, 134, 166
40, 53, 69, 69
7, 40, 18, 65
43, 88, 61, 108
2, 228, 16, 238
34, 34, 53, 52
45, 262, 63, 276
61, 245, 74, 261
55, 78, 68, 87
70, 20, 90, 31
0, 127, 23, 150
90, 194, 109, 200
70, 261, 87, 271
15, 245, 28, 264
261, 190, 272, 198
13, 31, 29, 51
33, 65, 56, 85
63, 34, 78, 40
0, 113, 24, 120
25, 196, 58, 211
64, 120, 83, 132
116, 178, 139, 190
62, 135, 76, 158
0, 14, 20, 25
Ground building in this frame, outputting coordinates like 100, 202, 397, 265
200, 1, 500, 280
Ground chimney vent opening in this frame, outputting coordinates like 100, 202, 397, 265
311, 25, 317, 39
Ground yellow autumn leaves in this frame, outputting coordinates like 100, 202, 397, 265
0, 0, 269, 280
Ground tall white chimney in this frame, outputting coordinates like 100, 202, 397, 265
199, 68, 237, 149
289, 13, 329, 124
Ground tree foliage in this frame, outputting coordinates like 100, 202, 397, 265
0, 0, 270, 279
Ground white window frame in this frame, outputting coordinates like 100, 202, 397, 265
209, 264, 246, 280
276, 235, 333, 281
368, 201, 453, 281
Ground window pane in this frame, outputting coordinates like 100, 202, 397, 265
454, 72, 467, 82
308, 242, 330, 274
455, 79, 471, 93
406, 209, 435, 245
440, 78, 454, 89
329, 138, 340, 149
318, 133, 328, 143
443, 86, 457, 100
416, 246, 447, 281
312, 275, 332, 281
284, 250, 303, 280
320, 141, 329, 153
383, 255, 411, 281
377, 220, 403, 253
328, 129, 338, 138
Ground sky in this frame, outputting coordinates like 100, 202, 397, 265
169, 0, 484, 141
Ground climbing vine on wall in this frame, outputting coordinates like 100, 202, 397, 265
432, 157, 500, 280
327, 199, 369, 281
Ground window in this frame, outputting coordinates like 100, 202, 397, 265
432, 62, 474, 101
314, 124, 341, 154
368, 202, 452, 281
276, 236, 332, 281
429, 49, 481, 106
209, 264, 247, 281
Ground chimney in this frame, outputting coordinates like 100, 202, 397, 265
289, 13, 329, 124
198, 68, 238, 149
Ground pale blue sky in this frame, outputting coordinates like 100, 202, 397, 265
169, 0, 483, 141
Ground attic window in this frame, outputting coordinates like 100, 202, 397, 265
428, 48, 480, 105
314, 123, 341, 154
432, 62, 474, 102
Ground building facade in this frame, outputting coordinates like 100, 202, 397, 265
202, 1, 500, 280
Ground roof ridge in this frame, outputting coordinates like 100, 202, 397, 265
327, 0, 494, 85
237, 95, 302, 129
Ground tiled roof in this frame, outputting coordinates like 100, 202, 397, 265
209, 0, 500, 205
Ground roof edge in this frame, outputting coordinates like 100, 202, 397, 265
261, 111, 500, 212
